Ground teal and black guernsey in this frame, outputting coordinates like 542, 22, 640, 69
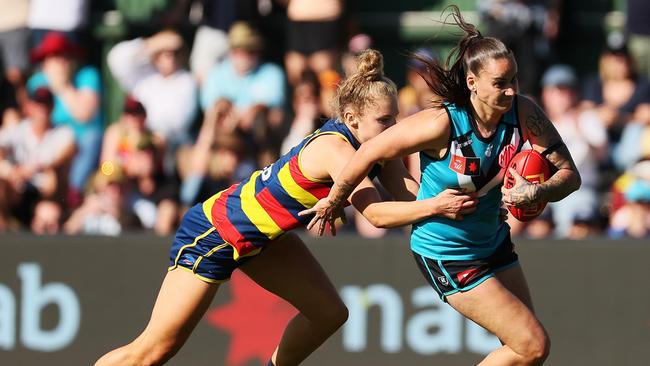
411, 99, 525, 260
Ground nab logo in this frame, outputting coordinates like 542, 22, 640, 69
0, 263, 80, 352
204, 271, 297, 366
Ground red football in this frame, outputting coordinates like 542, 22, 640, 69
503, 149, 552, 222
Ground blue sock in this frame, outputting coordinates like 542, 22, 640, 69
267, 361, 275, 366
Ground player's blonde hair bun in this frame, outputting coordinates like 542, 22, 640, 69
355, 49, 384, 82
333, 48, 396, 119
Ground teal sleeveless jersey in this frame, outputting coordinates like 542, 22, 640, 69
411, 99, 524, 260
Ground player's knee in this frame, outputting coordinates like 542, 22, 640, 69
521, 329, 550, 365
319, 299, 349, 331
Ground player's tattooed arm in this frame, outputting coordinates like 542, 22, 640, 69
520, 99, 581, 203
329, 182, 355, 207
502, 172, 540, 207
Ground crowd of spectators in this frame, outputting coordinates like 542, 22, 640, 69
0, 0, 649, 239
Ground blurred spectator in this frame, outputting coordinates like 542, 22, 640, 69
609, 159, 650, 238
398, 48, 438, 182
317, 68, 341, 118
341, 33, 372, 77
282, 0, 343, 86
100, 96, 178, 235
0, 87, 75, 232
399, 48, 437, 120
31, 200, 62, 235
63, 167, 125, 237
27, 31, 103, 208
626, 0, 650, 80
581, 42, 650, 149
478, 0, 562, 95
541, 65, 607, 238
337, 33, 372, 119
280, 69, 323, 155
108, 29, 198, 177
614, 103, 650, 171
0, 0, 29, 99
189, 0, 260, 85
190, 0, 237, 84
28, 0, 88, 45
200, 21, 286, 154
177, 102, 256, 208
0, 74, 20, 130
101, 96, 157, 164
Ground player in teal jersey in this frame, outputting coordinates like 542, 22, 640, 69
306, 6, 581, 366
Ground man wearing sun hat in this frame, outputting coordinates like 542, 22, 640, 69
200, 21, 285, 145
27, 31, 103, 209
108, 29, 198, 179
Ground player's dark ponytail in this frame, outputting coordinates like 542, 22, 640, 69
414, 5, 513, 108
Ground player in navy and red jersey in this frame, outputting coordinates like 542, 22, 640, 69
183, 118, 385, 266
95, 49, 478, 366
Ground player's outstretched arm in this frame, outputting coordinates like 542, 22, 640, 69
305, 108, 451, 234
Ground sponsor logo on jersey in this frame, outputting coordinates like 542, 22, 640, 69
450, 155, 481, 176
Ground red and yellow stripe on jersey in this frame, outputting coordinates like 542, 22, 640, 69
201, 119, 380, 260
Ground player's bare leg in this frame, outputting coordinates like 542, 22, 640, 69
240, 232, 347, 366
94, 269, 219, 366
446, 265, 549, 366
495, 263, 537, 314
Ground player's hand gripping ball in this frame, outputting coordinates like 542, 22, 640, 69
503, 149, 552, 221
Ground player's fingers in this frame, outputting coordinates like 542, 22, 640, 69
508, 167, 525, 182
450, 188, 476, 197
306, 215, 318, 230
318, 219, 326, 236
329, 217, 337, 236
298, 207, 314, 217
462, 198, 479, 208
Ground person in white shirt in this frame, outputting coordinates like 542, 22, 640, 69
28, 0, 88, 44
108, 30, 198, 176
0, 87, 75, 231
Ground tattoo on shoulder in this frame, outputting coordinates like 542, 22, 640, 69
525, 106, 548, 137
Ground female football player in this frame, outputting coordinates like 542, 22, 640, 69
94, 49, 478, 366
306, 6, 581, 365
